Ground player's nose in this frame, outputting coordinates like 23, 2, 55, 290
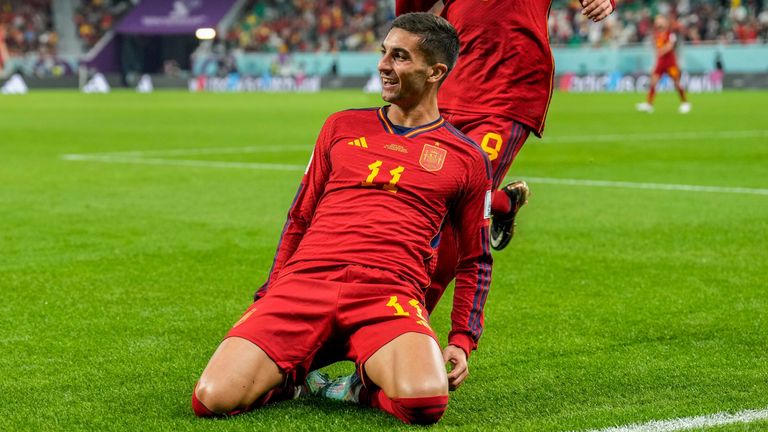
377, 54, 393, 74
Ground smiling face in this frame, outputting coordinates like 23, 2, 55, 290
377, 28, 441, 109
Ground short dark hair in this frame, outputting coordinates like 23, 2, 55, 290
391, 12, 459, 76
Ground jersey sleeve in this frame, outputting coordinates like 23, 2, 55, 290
254, 116, 335, 300
447, 155, 493, 357
395, 0, 438, 14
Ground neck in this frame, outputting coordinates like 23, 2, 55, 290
387, 93, 440, 128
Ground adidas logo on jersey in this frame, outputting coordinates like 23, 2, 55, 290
348, 137, 368, 148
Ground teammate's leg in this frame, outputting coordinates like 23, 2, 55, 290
637, 73, 659, 112
361, 332, 449, 424
193, 337, 286, 416
477, 120, 531, 251
648, 73, 659, 105
669, 66, 691, 113
485, 121, 531, 250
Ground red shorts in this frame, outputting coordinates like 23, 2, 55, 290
441, 110, 531, 189
654, 59, 681, 79
225, 265, 438, 382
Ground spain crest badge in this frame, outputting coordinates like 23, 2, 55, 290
419, 143, 447, 172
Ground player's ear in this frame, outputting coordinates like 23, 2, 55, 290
427, 62, 448, 84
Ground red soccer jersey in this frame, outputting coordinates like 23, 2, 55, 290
430, 0, 555, 136
257, 107, 493, 355
655, 29, 678, 64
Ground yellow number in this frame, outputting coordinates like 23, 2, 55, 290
480, 132, 503, 161
408, 299, 430, 328
386, 296, 410, 316
362, 161, 405, 193
362, 160, 383, 186
386, 297, 431, 328
383, 166, 405, 193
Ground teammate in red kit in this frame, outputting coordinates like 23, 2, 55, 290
636, 15, 691, 114
400, 0, 616, 379
191, 13, 492, 425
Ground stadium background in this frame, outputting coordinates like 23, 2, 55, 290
1, 1, 767, 431
2, 0, 768, 89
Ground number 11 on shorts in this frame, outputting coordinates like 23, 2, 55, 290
385, 296, 431, 328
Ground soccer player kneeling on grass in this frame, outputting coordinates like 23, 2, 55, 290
191, 13, 493, 425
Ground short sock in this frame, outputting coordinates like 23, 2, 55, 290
191, 385, 215, 417
491, 189, 512, 215
361, 387, 448, 424
191, 381, 295, 417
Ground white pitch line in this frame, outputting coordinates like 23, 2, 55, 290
62, 138, 768, 196
520, 176, 768, 196
541, 130, 768, 143
582, 407, 768, 432
62, 154, 305, 171
61, 144, 311, 158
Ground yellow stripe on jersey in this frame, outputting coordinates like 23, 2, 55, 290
404, 118, 445, 138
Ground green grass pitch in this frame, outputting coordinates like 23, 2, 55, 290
1, 90, 767, 431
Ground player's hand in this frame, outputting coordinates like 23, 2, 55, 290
443, 345, 468, 390
581, 0, 614, 22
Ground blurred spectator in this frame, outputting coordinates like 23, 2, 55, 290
74, 0, 131, 51
226, 0, 394, 53
0, 0, 57, 56
549, 0, 768, 46
2, 0, 766, 64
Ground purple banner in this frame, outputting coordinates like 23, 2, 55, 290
117, 0, 237, 35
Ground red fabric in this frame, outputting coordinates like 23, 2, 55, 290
422, 117, 530, 355
653, 57, 680, 79
654, 30, 678, 67
609, 0, 616, 10
254, 107, 493, 352
436, 0, 555, 136
425, 222, 457, 312
491, 189, 512, 215
191, 387, 215, 417
395, 0, 438, 15
441, 112, 531, 189
192, 383, 294, 417
232, 265, 440, 379
365, 388, 448, 425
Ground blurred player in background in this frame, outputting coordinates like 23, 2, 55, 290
193, 13, 493, 425
636, 14, 691, 114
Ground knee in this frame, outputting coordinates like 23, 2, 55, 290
393, 395, 449, 425
394, 373, 448, 400
192, 381, 240, 416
